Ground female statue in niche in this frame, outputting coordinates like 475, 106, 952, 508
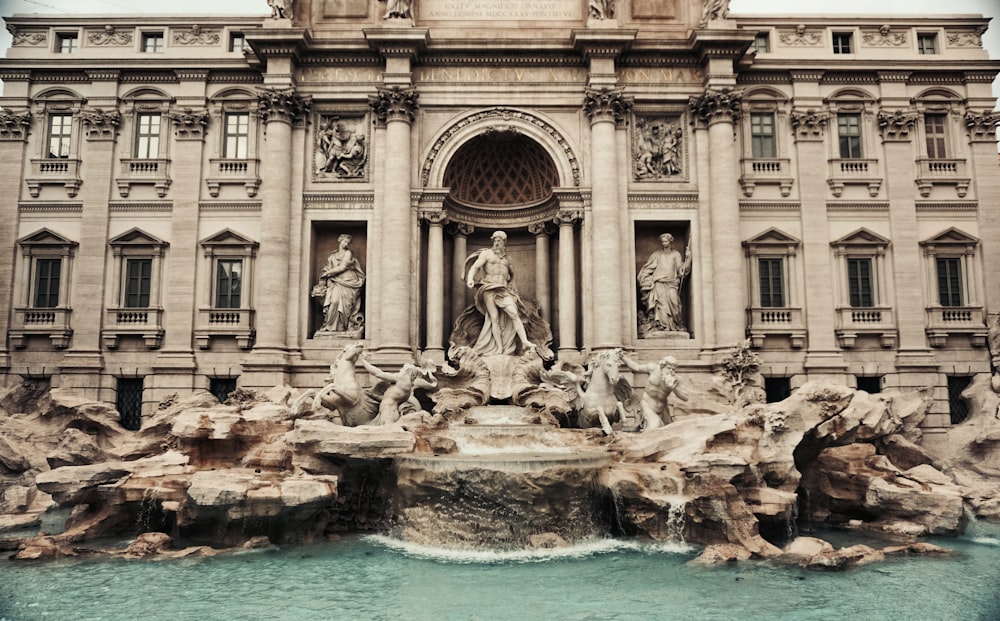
638, 232, 692, 336
313, 234, 365, 335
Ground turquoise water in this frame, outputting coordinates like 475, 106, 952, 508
2, 526, 999, 621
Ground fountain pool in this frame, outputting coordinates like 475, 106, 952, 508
1, 524, 999, 621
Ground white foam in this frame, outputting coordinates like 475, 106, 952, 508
364, 535, 694, 564
969, 537, 1000, 546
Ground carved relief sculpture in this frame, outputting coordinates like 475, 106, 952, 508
862, 25, 906, 47
173, 25, 221, 46
312, 234, 365, 337
634, 117, 684, 180
779, 24, 822, 46
638, 233, 692, 336
89, 25, 132, 46
316, 116, 367, 178
7, 25, 46, 46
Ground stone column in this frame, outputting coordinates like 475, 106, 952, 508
689, 89, 746, 348
449, 223, 473, 327
965, 109, 1000, 368
0, 107, 32, 371
583, 88, 632, 351
370, 86, 419, 357
556, 210, 580, 355
252, 88, 311, 359
421, 209, 447, 359
528, 222, 551, 321
61, 101, 121, 393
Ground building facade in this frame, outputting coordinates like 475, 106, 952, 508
1, 0, 998, 445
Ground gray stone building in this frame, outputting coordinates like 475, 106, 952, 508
1, 0, 997, 446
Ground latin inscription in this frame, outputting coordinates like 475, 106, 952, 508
300, 66, 703, 84
421, 0, 582, 20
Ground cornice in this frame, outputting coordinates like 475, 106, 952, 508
825, 201, 890, 212
736, 71, 792, 84
363, 28, 430, 58
572, 29, 637, 58
915, 201, 978, 213
419, 54, 585, 67
199, 201, 262, 212
18, 203, 83, 214
108, 202, 172, 213
739, 201, 801, 211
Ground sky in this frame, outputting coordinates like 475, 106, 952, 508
0, 0, 997, 103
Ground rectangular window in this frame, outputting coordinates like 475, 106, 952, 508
210, 377, 238, 403
925, 114, 947, 159
948, 375, 972, 425
215, 259, 243, 309
917, 33, 937, 55
57, 33, 78, 53
116, 377, 144, 431
142, 32, 164, 53
134, 112, 161, 159
832, 32, 853, 54
837, 113, 863, 159
758, 258, 784, 308
752, 32, 770, 54
33, 259, 61, 308
124, 258, 152, 308
223, 112, 250, 159
750, 112, 776, 158
47, 114, 73, 159
229, 33, 246, 52
764, 377, 791, 403
847, 258, 874, 307
856, 376, 882, 394
936, 257, 963, 307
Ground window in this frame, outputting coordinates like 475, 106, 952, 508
832, 32, 853, 54
750, 112, 776, 158
46, 114, 72, 159
752, 32, 770, 54
936, 258, 963, 307
917, 33, 937, 55
124, 258, 152, 308
847, 257, 874, 307
856, 376, 882, 394
758, 258, 784, 307
33, 259, 61, 308
947, 376, 972, 424
837, 113, 863, 159
924, 113, 947, 159
116, 377, 144, 431
215, 259, 243, 308
134, 112, 161, 159
223, 112, 250, 159
56, 33, 78, 53
210, 377, 238, 403
142, 32, 164, 53
764, 377, 791, 403
229, 32, 246, 52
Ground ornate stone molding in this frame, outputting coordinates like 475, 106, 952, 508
0, 109, 32, 142
199, 201, 263, 212
877, 109, 919, 142
257, 87, 311, 125
946, 27, 986, 48
167, 108, 210, 140
554, 209, 583, 225
88, 25, 132, 46
583, 87, 633, 125
18, 203, 83, 213
688, 88, 743, 126
915, 201, 978, 213
528, 221, 554, 236
79, 108, 121, 140
419, 209, 449, 225
447, 222, 475, 237
108, 202, 173, 213
826, 201, 890, 213
964, 110, 999, 142
172, 25, 220, 46
739, 201, 800, 212
789, 109, 829, 141
778, 24, 821, 47
862, 25, 906, 47
7, 25, 46, 46
369, 86, 418, 124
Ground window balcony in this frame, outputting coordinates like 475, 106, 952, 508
835, 306, 897, 348
26, 158, 82, 198
102, 307, 164, 349
206, 159, 261, 198
925, 306, 987, 348
194, 307, 255, 350
746, 306, 806, 348
827, 159, 881, 198
915, 158, 970, 198
739, 158, 794, 197
9, 307, 72, 348
116, 158, 171, 197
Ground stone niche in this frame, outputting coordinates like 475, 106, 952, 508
310, 222, 369, 337
634, 221, 693, 339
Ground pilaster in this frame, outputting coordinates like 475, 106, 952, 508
0, 106, 31, 370
965, 110, 1000, 356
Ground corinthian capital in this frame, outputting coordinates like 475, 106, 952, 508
369, 86, 419, 124
257, 87, 311, 124
789, 108, 829, 141
688, 88, 743, 126
877, 108, 919, 142
964, 109, 1000, 142
0, 109, 31, 141
79, 107, 121, 140
583, 88, 633, 125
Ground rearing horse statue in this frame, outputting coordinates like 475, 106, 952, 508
577, 349, 632, 435
292, 341, 377, 426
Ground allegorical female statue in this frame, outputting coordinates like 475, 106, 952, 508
637, 233, 692, 336
313, 234, 365, 336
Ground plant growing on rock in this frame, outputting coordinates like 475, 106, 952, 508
719, 339, 763, 406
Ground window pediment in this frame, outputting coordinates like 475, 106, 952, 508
109, 227, 168, 248
744, 227, 800, 251
920, 227, 978, 255
18, 227, 77, 248
200, 228, 258, 255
